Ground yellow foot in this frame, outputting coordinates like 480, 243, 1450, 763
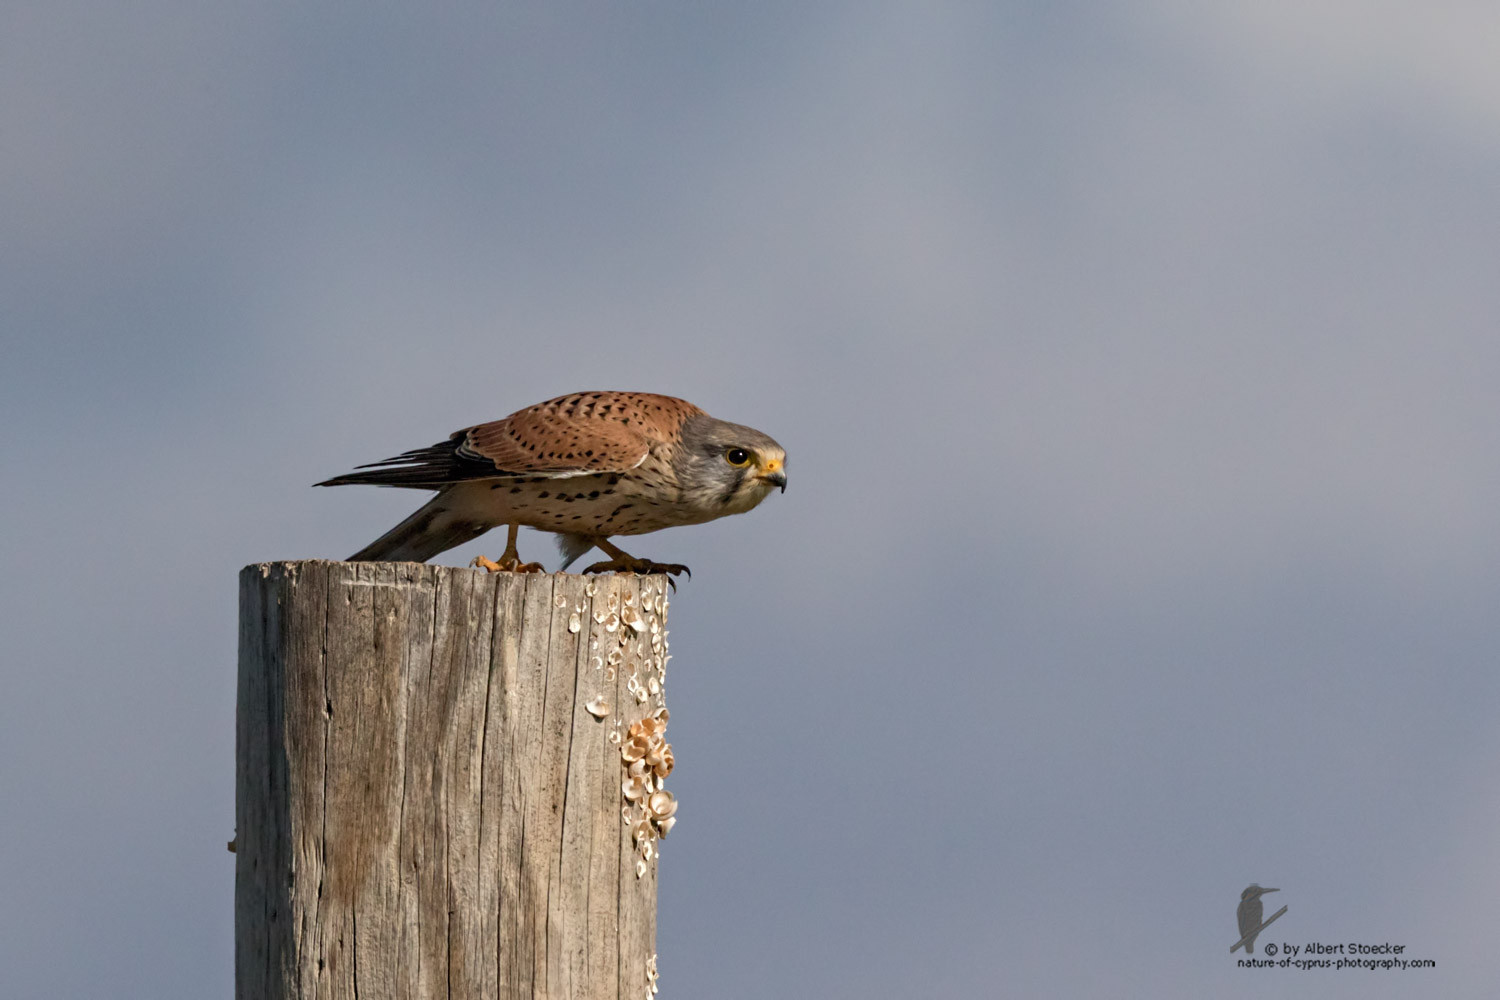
580, 558, 690, 590
471, 554, 545, 574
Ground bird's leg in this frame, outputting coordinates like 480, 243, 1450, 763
471, 524, 545, 573
579, 538, 690, 588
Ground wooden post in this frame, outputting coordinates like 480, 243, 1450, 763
236, 561, 673, 1000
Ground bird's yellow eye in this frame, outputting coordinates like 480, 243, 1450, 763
724, 447, 752, 467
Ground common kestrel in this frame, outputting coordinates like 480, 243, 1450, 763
317, 391, 786, 577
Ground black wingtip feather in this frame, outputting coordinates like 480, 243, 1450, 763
314, 436, 500, 489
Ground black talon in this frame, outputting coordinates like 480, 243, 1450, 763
577, 558, 690, 587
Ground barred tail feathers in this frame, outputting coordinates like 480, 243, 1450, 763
555, 532, 599, 571
347, 495, 491, 562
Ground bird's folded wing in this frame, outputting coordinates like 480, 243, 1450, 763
317, 391, 700, 489
458, 409, 653, 476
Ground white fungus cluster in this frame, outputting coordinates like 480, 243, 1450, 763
576, 576, 673, 997
578, 578, 675, 881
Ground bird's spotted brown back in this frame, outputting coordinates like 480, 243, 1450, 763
459, 392, 704, 475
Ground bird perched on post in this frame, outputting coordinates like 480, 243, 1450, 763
1236, 885, 1279, 954
317, 391, 786, 578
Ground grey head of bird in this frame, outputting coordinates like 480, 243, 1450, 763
672, 414, 787, 515
1241, 884, 1279, 901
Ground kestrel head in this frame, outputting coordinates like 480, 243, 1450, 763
673, 414, 787, 515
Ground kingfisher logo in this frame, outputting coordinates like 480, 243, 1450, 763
1230, 884, 1436, 971
1231, 884, 1286, 953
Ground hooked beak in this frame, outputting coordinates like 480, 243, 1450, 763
759, 471, 787, 493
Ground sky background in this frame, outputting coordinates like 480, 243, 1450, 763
4, 2, 1499, 996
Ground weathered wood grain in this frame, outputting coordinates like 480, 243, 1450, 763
237, 562, 668, 1000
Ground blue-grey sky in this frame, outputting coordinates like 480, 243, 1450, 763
4, 2, 1498, 997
